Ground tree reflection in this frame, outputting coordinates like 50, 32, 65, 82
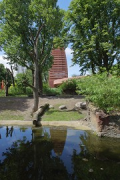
50, 128, 67, 156
0, 128, 69, 180
71, 132, 120, 180
6, 126, 14, 137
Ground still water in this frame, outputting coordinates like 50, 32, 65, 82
0, 126, 120, 180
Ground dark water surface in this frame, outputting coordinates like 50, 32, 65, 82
0, 126, 120, 180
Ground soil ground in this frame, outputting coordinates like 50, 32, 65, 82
0, 96, 120, 138
0, 95, 91, 130
0, 95, 87, 120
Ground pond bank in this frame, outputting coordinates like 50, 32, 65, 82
0, 120, 91, 130
0, 119, 120, 138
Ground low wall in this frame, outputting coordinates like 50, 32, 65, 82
87, 103, 120, 138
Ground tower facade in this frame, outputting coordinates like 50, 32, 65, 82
49, 48, 68, 87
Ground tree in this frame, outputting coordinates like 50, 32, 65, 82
0, 63, 13, 96
0, 0, 64, 113
0, 64, 6, 83
67, 0, 120, 74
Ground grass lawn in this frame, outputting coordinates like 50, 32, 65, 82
0, 109, 85, 121
42, 109, 85, 121
0, 110, 24, 120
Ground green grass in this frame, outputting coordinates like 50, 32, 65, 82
42, 109, 85, 121
0, 90, 5, 97
0, 110, 24, 120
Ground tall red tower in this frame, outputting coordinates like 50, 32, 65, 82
49, 48, 68, 87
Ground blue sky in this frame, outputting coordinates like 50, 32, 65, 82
0, 0, 80, 77
57, 0, 80, 77
57, 0, 72, 10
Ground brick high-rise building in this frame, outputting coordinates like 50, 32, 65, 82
49, 48, 68, 87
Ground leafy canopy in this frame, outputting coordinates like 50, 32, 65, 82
67, 0, 120, 74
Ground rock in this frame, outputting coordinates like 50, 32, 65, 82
89, 169, 93, 172
80, 102, 87, 109
75, 102, 83, 109
97, 132, 104, 137
59, 105, 67, 110
75, 102, 87, 110
82, 158, 88, 162
49, 105, 54, 109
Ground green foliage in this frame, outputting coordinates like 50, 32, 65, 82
76, 73, 120, 113
59, 79, 77, 95
9, 83, 24, 95
0, 64, 12, 87
43, 84, 62, 96
26, 87, 33, 97
67, 0, 120, 74
0, 89, 5, 97
0, 64, 6, 82
8, 71, 33, 96
0, 0, 65, 109
15, 73, 27, 93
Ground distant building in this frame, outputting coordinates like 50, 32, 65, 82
49, 48, 68, 88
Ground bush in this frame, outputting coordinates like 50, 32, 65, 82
59, 79, 77, 95
76, 73, 120, 113
26, 87, 33, 97
43, 84, 62, 96
9, 83, 25, 95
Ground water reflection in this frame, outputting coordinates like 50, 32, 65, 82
50, 128, 67, 156
0, 126, 120, 180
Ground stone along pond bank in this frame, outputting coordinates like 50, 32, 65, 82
32, 100, 120, 138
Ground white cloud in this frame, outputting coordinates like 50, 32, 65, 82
65, 47, 80, 77
0, 55, 10, 69
65, 47, 73, 58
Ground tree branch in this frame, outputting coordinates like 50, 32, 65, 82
34, 24, 44, 45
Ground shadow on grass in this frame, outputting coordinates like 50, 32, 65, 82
0, 97, 31, 112
40, 95, 85, 99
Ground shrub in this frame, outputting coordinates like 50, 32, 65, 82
59, 79, 77, 95
9, 83, 25, 95
76, 73, 120, 113
26, 87, 33, 97
43, 84, 62, 96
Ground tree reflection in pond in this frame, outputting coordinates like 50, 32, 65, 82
0, 126, 120, 180
0, 127, 69, 180
72, 132, 120, 180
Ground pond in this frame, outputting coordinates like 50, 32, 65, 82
0, 126, 120, 180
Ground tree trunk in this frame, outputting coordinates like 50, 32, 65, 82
5, 82, 9, 96
103, 51, 109, 72
32, 60, 39, 114
32, 39, 39, 115
10, 66, 15, 86
32, 69, 34, 87
39, 70, 43, 95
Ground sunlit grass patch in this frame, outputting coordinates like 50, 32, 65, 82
42, 109, 85, 121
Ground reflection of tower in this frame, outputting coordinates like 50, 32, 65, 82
50, 128, 67, 156
49, 48, 68, 87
